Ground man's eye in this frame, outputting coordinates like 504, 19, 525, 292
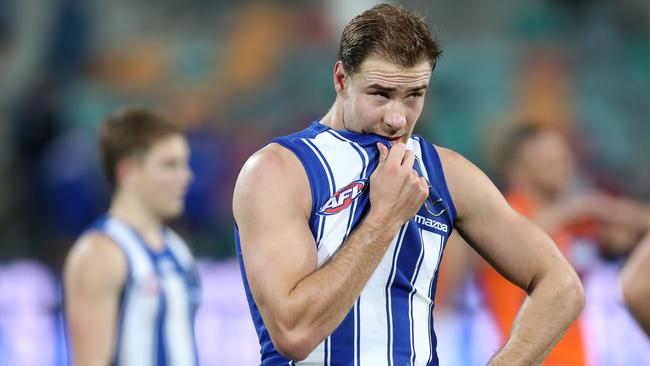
372, 92, 388, 99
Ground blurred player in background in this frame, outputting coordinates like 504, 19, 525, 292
64, 108, 200, 365
233, 4, 584, 365
437, 121, 650, 365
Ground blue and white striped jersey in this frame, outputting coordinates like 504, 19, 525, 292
88, 216, 200, 366
235, 121, 457, 366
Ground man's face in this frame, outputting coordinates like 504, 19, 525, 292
517, 131, 575, 198
337, 55, 432, 143
128, 134, 193, 219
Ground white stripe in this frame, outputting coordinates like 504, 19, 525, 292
413, 230, 444, 365
296, 130, 365, 365
408, 234, 427, 365
326, 335, 331, 366
297, 131, 375, 364
327, 131, 370, 366
358, 225, 407, 365
165, 230, 194, 270
358, 223, 407, 366
105, 219, 154, 280
306, 132, 365, 267
326, 130, 370, 179
162, 262, 195, 366
104, 219, 158, 366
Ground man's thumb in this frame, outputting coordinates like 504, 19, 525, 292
376, 142, 388, 166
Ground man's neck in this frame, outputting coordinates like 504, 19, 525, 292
109, 192, 165, 251
320, 100, 344, 130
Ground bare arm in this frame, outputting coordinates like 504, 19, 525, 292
535, 193, 650, 236
620, 231, 650, 337
439, 147, 584, 365
64, 232, 127, 366
233, 142, 428, 360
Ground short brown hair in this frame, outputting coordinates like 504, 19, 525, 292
99, 107, 182, 189
338, 3, 442, 75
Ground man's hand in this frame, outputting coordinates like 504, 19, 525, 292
367, 142, 429, 230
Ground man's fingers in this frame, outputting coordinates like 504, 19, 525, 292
376, 143, 389, 167
402, 150, 415, 169
386, 142, 406, 165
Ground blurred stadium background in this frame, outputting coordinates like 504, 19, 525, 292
0, 0, 648, 365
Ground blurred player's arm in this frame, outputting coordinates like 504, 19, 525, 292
233, 142, 427, 361
535, 193, 650, 236
64, 233, 126, 366
439, 146, 584, 366
620, 231, 650, 337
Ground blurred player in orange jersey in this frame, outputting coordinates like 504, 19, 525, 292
437, 121, 650, 365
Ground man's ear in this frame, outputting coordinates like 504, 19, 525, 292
115, 157, 135, 188
333, 61, 348, 97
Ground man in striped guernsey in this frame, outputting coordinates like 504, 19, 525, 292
233, 4, 585, 365
64, 108, 200, 365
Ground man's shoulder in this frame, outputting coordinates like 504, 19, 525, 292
71, 231, 121, 257
65, 230, 127, 290
234, 143, 311, 217
240, 143, 306, 183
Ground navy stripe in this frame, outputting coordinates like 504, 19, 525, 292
303, 138, 336, 195
385, 226, 408, 365
164, 236, 200, 366
416, 136, 457, 224
329, 306, 356, 363
316, 214, 326, 247
409, 230, 428, 365
302, 137, 336, 250
391, 224, 423, 364
156, 288, 168, 366
322, 131, 372, 365
327, 130, 370, 235
355, 299, 361, 366
115, 222, 168, 365
326, 131, 368, 244
324, 336, 330, 365
131, 232, 167, 366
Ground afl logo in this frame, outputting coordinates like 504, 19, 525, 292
318, 179, 367, 216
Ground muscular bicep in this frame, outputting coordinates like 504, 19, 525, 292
439, 147, 566, 292
64, 233, 126, 366
233, 144, 316, 330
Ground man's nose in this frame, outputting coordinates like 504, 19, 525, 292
383, 102, 406, 131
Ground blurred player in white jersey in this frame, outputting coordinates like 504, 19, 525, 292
64, 108, 200, 366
